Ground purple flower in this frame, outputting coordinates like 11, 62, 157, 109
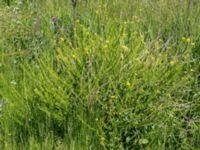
52, 16, 57, 24
51, 16, 60, 34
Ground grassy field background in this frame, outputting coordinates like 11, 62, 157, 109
0, 0, 200, 149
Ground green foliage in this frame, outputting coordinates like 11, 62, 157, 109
0, 0, 200, 149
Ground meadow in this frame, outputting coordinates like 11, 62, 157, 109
0, 0, 200, 149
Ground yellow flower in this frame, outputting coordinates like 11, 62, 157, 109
59, 37, 64, 43
155, 89, 160, 94
136, 58, 140, 62
182, 37, 186, 41
139, 88, 144, 93
186, 38, 191, 43
72, 54, 80, 63
126, 81, 131, 88
57, 48, 62, 54
103, 44, 108, 49
84, 48, 89, 54
170, 60, 176, 66
121, 45, 129, 52
72, 54, 76, 59
110, 95, 116, 99
86, 31, 90, 36
155, 41, 160, 49
191, 42, 195, 47
95, 10, 99, 14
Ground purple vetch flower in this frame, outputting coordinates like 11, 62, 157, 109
52, 16, 57, 24
51, 16, 60, 34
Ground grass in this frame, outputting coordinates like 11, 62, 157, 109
0, 0, 200, 149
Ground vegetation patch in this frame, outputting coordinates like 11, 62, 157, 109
0, 0, 199, 149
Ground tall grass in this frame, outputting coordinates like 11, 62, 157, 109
0, 0, 200, 149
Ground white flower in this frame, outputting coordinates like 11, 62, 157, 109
17, 1, 23, 5
11, 80, 17, 85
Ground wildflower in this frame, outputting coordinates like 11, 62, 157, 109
121, 45, 129, 52
110, 95, 116, 99
72, 54, 76, 59
10, 80, 17, 85
103, 44, 108, 49
155, 89, 160, 94
186, 38, 191, 43
76, 19, 80, 23
139, 88, 144, 93
136, 58, 141, 62
86, 31, 90, 36
170, 60, 176, 66
84, 48, 89, 54
155, 41, 160, 49
167, 93, 171, 98
191, 42, 195, 47
17, 1, 23, 5
106, 40, 109, 44
52, 16, 57, 24
59, 37, 64, 43
126, 81, 131, 88
52, 16, 60, 34
182, 37, 186, 42
57, 48, 62, 55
